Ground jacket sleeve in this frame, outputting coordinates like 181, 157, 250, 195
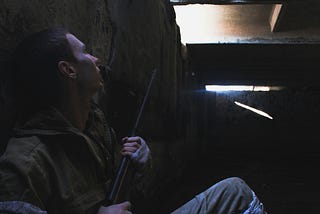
130, 139, 153, 199
0, 137, 51, 210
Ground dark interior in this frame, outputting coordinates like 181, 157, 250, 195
1, 1, 320, 214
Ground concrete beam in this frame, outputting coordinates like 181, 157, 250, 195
171, 0, 286, 5
269, 4, 284, 32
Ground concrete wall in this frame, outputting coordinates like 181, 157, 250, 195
0, 0, 112, 62
106, 0, 184, 139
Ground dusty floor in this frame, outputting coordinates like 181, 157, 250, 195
136, 146, 320, 214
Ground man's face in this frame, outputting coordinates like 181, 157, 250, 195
66, 33, 104, 95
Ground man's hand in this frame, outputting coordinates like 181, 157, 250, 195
97, 201, 132, 214
121, 136, 150, 166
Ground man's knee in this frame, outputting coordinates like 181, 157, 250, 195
219, 177, 252, 196
222, 176, 246, 185
188, 177, 257, 213
209, 177, 251, 192
204, 177, 253, 204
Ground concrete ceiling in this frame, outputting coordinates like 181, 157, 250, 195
173, 1, 320, 43
173, 1, 320, 85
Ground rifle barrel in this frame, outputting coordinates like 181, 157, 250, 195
106, 68, 157, 204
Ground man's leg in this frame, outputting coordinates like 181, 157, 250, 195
171, 177, 266, 214
0, 201, 47, 214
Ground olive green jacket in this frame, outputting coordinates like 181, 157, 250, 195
0, 104, 116, 214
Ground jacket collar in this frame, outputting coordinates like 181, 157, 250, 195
13, 103, 101, 137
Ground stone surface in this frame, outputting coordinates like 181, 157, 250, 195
0, 0, 112, 63
106, 0, 184, 139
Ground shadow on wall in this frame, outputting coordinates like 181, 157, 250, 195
0, 57, 14, 154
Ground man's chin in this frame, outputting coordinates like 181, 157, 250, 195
96, 81, 105, 93
99, 80, 104, 88
99, 76, 104, 86
90, 82, 105, 97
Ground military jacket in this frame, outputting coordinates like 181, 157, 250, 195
0, 104, 115, 214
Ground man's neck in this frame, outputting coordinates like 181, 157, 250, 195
56, 91, 92, 131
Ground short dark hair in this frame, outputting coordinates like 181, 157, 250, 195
11, 27, 75, 121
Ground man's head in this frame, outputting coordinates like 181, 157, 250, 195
12, 27, 103, 120
60, 33, 104, 96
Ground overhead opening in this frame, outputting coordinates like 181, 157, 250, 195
173, 4, 279, 44
170, 0, 283, 4
206, 84, 283, 120
205, 85, 284, 92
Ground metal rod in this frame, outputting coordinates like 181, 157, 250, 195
106, 68, 157, 205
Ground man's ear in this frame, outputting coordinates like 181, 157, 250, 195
58, 61, 77, 79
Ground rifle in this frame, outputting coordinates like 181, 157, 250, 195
105, 68, 157, 205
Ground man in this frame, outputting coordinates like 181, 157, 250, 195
0, 27, 150, 214
0, 28, 266, 214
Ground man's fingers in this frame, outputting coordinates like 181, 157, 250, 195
119, 201, 131, 210
97, 201, 132, 214
123, 142, 140, 149
121, 151, 134, 157
122, 147, 138, 153
122, 136, 141, 144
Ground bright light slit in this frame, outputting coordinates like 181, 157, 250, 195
234, 101, 273, 120
205, 85, 283, 92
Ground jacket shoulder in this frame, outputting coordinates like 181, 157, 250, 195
0, 136, 50, 208
0, 135, 49, 171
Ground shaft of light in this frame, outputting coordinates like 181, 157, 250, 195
234, 101, 273, 120
205, 85, 271, 92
